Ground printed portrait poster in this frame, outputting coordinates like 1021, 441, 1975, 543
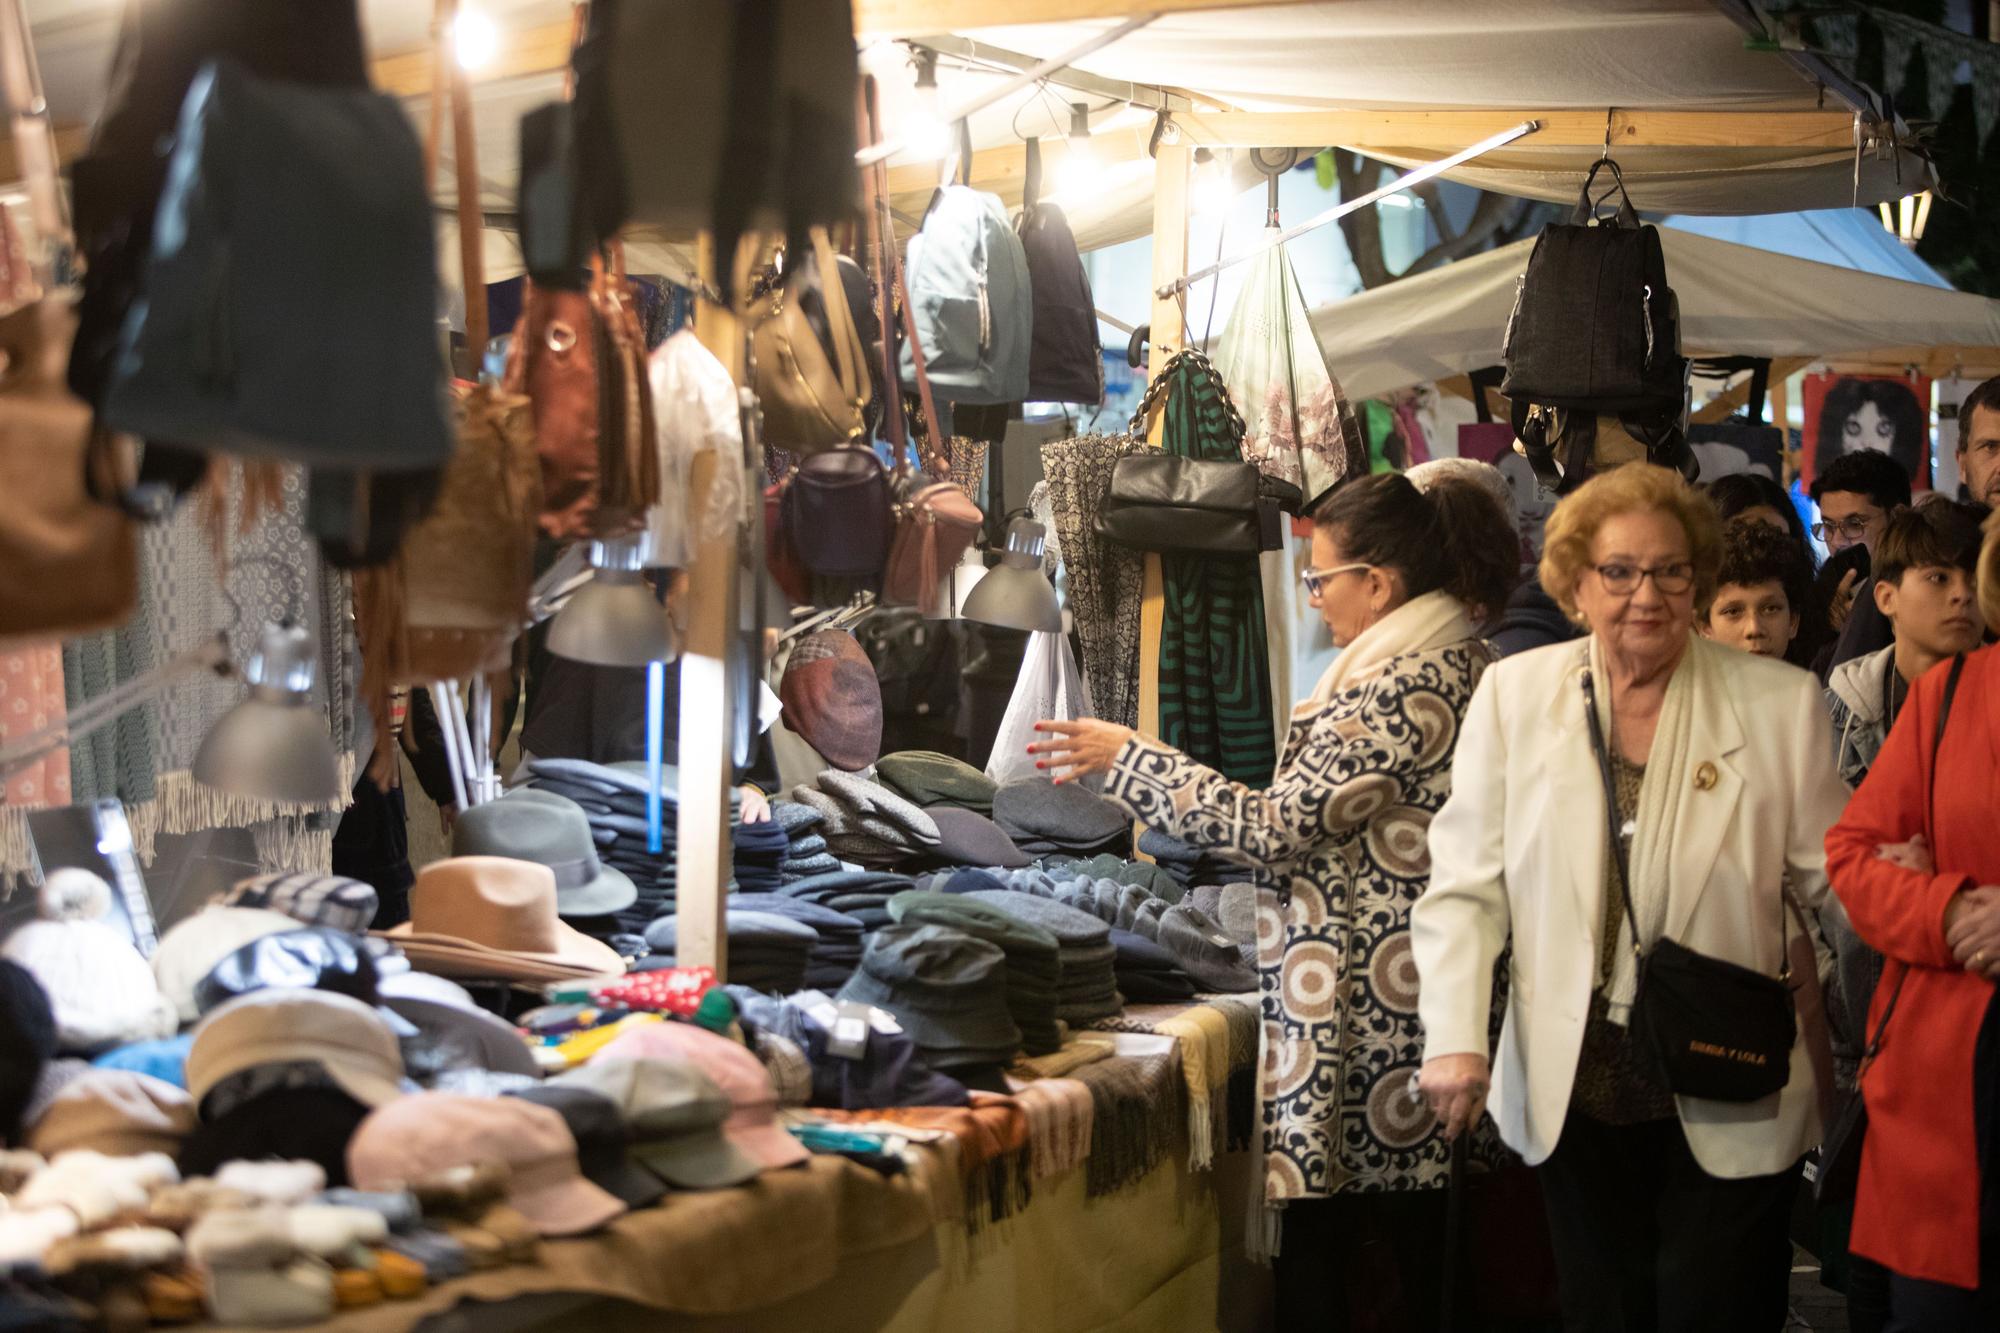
1802, 371, 1932, 491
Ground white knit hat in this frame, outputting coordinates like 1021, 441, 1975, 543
150, 905, 303, 1026
0, 871, 176, 1054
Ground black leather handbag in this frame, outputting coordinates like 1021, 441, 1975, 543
1096, 453, 1300, 555
1583, 667, 1795, 1103
1094, 359, 1302, 556
1815, 652, 1967, 1203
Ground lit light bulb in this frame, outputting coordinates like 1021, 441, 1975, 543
1193, 155, 1237, 218
1056, 141, 1101, 200
454, 6, 499, 70
906, 101, 951, 161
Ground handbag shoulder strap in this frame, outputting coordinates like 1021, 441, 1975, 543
446, 0, 486, 364
1863, 651, 1969, 1064
1571, 156, 1639, 229
1580, 667, 1647, 973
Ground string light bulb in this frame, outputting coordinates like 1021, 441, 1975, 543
453, 5, 499, 70
905, 48, 950, 162
1056, 102, 1099, 199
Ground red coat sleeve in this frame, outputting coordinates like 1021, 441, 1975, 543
1824, 667, 1976, 970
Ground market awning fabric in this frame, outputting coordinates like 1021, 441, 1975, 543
1308, 227, 2000, 401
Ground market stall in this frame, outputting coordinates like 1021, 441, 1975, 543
0, 0, 1952, 1329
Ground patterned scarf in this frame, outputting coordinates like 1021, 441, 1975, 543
1156, 357, 1277, 786
0, 644, 70, 886
1069, 1032, 1181, 1198
1039, 434, 1148, 730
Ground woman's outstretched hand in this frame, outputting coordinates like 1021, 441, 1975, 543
1026, 719, 1136, 785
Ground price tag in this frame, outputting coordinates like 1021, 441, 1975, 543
831, 1001, 873, 1060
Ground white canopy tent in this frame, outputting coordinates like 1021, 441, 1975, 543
1309, 226, 2000, 403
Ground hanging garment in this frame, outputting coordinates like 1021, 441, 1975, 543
1155, 355, 1278, 787
1211, 231, 1368, 513
67, 467, 358, 870
0, 644, 71, 880
1040, 434, 1147, 731
644, 330, 744, 571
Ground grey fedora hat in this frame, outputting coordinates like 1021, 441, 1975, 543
453, 791, 636, 918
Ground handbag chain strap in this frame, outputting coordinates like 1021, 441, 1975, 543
1127, 347, 1247, 441
1579, 664, 1791, 983
1860, 651, 1968, 1075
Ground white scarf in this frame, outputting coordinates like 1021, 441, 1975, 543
1301, 589, 1475, 714
1585, 631, 1701, 1021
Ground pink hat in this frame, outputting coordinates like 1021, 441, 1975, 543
594, 1023, 807, 1172
346, 1092, 624, 1237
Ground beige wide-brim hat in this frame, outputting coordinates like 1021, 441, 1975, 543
381, 857, 623, 985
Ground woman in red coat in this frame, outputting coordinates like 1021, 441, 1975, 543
1825, 635, 2000, 1328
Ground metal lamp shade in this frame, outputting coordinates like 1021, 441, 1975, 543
548, 571, 680, 667
962, 517, 1061, 633
192, 622, 344, 804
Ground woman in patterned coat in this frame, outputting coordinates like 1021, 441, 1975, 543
1030, 472, 1519, 1330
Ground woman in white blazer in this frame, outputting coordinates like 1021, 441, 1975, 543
1411, 464, 1849, 1333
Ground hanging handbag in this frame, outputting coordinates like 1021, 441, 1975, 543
1096, 352, 1302, 555
749, 226, 868, 455
1815, 652, 1967, 1203
859, 74, 982, 614
505, 251, 658, 541
780, 447, 894, 582
101, 57, 451, 472
1582, 667, 1796, 1103
396, 19, 541, 682
0, 301, 138, 640
0, 0, 137, 640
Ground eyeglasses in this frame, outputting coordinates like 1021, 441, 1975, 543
1810, 516, 1880, 541
1301, 563, 1371, 597
1590, 562, 1695, 596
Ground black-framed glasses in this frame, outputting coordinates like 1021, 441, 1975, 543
1810, 516, 1879, 541
1590, 562, 1695, 596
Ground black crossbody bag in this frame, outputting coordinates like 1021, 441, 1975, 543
1814, 652, 1967, 1203
1582, 668, 1796, 1102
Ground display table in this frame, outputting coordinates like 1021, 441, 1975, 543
205, 999, 1266, 1333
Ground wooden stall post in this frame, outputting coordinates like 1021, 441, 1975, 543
1138, 141, 1191, 744
676, 233, 741, 979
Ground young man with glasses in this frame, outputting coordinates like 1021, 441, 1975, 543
1810, 449, 1914, 679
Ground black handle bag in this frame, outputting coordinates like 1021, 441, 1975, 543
1582, 666, 1797, 1103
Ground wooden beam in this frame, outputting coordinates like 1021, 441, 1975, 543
1170, 107, 1860, 152
1137, 143, 1190, 761
371, 19, 573, 98
882, 127, 1153, 201
856, 0, 1319, 39
1692, 357, 1813, 425
676, 233, 742, 981
0, 124, 88, 189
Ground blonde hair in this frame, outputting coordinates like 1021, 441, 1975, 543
1538, 463, 1723, 621
1981, 506, 2000, 635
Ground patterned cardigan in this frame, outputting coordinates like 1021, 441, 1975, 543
1106, 639, 1501, 1201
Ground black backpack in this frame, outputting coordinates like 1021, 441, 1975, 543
1503, 159, 1693, 489
1017, 138, 1104, 406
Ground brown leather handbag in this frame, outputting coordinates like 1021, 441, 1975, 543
749, 225, 868, 455
0, 0, 135, 641
862, 86, 982, 616
0, 299, 138, 640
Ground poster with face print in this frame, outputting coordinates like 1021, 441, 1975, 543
1802, 371, 1932, 490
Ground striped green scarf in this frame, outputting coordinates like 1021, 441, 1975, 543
1156, 355, 1277, 787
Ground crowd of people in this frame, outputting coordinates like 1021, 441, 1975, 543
1031, 373, 2000, 1332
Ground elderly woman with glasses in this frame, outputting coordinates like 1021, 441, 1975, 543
1412, 463, 1849, 1332
1030, 472, 1518, 1331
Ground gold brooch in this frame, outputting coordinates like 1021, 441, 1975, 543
1693, 762, 1718, 792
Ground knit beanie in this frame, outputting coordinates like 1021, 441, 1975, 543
0, 872, 176, 1055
